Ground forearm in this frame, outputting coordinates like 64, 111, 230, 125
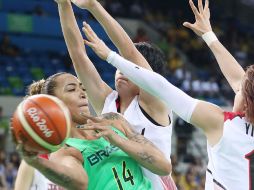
88, 2, 146, 65
28, 157, 87, 190
208, 38, 245, 93
58, 1, 85, 58
14, 161, 34, 190
107, 52, 198, 122
116, 133, 171, 176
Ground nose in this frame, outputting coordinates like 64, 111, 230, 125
79, 89, 86, 99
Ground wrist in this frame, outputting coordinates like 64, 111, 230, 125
202, 31, 218, 46
106, 51, 117, 63
87, 1, 100, 12
24, 156, 40, 166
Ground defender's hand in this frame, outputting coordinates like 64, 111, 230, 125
183, 0, 212, 36
71, 0, 97, 9
82, 22, 111, 60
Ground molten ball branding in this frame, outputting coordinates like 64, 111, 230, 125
27, 107, 54, 138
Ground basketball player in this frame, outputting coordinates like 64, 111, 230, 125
82, 11, 254, 189
16, 72, 171, 190
55, 0, 175, 188
183, 0, 252, 189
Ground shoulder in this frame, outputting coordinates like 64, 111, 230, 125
50, 146, 84, 164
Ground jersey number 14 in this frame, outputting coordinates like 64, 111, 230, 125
112, 161, 134, 190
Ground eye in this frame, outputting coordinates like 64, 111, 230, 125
68, 88, 75, 92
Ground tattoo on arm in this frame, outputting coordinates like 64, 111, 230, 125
40, 167, 74, 187
128, 132, 153, 146
102, 113, 156, 164
102, 112, 121, 120
137, 152, 154, 164
36, 158, 81, 189
128, 132, 157, 164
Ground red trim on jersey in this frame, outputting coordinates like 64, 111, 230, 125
224, 112, 244, 122
160, 176, 177, 190
39, 154, 49, 160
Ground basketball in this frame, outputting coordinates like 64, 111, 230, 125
11, 94, 71, 153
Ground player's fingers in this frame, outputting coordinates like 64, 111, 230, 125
82, 26, 94, 42
84, 39, 95, 48
83, 22, 98, 39
204, 0, 209, 10
77, 123, 106, 131
183, 22, 195, 30
80, 112, 103, 123
189, 0, 200, 17
198, 0, 204, 14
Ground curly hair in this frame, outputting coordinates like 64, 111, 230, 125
242, 65, 254, 124
26, 72, 67, 96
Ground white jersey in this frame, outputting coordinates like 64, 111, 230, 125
30, 155, 64, 190
205, 112, 254, 190
102, 91, 174, 190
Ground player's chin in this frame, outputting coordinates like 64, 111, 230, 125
116, 83, 129, 92
79, 106, 90, 114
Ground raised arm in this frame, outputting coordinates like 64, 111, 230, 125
55, 0, 112, 114
108, 52, 225, 145
82, 22, 170, 126
71, 0, 150, 69
79, 112, 171, 176
183, 0, 245, 93
84, 38, 225, 145
20, 146, 88, 190
15, 160, 34, 190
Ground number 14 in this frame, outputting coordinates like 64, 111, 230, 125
112, 161, 134, 190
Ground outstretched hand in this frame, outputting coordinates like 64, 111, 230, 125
183, 0, 212, 36
82, 22, 111, 60
77, 112, 124, 145
78, 112, 131, 145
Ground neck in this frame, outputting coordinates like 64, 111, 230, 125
118, 92, 136, 114
69, 127, 85, 139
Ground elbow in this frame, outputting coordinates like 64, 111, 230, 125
156, 161, 172, 176
73, 180, 88, 190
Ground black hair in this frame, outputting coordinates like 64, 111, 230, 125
134, 42, 166, 75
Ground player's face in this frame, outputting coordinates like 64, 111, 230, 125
233, 89, 244, 113
54, 74, 90, 125
115, 70, 139, 95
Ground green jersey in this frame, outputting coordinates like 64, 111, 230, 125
66, 127, 152, 190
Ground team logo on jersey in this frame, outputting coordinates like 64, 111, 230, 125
87, 145, 119, 166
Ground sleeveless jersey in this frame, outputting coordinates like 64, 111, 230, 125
30, 155, 64, 190
102, 91, 173, 190
205, 112, 254, 190
65, 127, 152, 190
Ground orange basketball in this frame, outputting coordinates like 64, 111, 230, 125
11, 94, 71, 153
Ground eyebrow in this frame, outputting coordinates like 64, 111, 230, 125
65, 83, 86, 90
65, 83, 77, 87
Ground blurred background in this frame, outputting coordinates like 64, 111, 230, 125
0, 0, 254, 189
